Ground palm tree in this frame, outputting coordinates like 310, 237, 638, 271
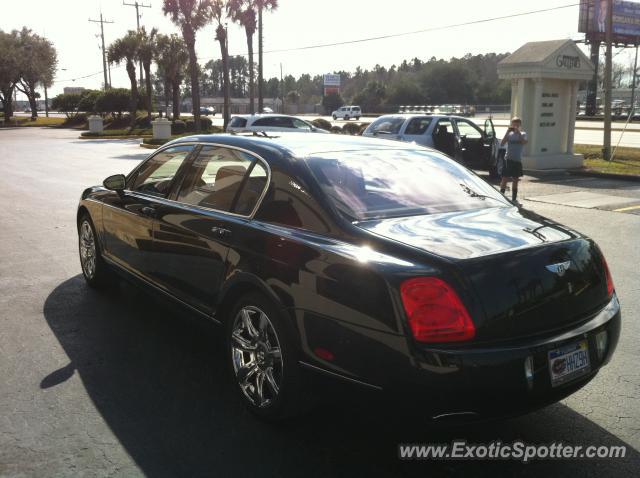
207, 0, 231, 128
138, 26, 158, 121
163, 0, 211, 132
256, 0, 277, 112
155, 33, 189, 120
228, 0, 256, 114
108, 31, 141, 127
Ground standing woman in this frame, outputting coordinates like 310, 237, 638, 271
500, 117, 528, 203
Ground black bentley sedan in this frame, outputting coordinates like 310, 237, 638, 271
77, 133, 620, 421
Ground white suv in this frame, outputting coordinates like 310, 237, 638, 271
226, 114, 329, 134
332, 106, 361, 120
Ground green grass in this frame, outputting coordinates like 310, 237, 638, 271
81, 128, 152, 138
1, 116, 65, 127
142, 129, 222, 146
575, 144, 640, 176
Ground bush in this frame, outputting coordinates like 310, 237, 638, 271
342, 122, 362, 135
62, 113, 88, 127
358, 123, 368, 135
311, 118, 332, 131
51, 93, 82, 118
77, 90, 102, 113
172, 120, 186, 134
200, 116, 212, 130
95, 88, 130, 116
330, 126, 343, 134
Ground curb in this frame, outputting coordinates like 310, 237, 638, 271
78, 135, 151, 140
569, 169, 640, 182
139, 143, 160, 149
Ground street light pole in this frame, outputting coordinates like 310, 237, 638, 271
630, 44, 639, 117
603, 0, 614, 161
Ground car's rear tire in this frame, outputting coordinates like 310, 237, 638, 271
355, 116, 360, 120
78, 214, 113, 288
227, 292, 308, 421
345, 115, 350, 120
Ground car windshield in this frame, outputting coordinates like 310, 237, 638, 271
306, 149, 509, 221
367, 117, 405, 135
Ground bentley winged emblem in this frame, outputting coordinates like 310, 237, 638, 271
546, 260, 571, 277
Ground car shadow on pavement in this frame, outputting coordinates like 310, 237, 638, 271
42, 275, 639, 478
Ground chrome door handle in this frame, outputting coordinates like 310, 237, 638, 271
141, 206, 156, 217
211, 226, 232, 238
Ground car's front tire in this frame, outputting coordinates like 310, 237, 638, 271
78, 214, 112, 288
227, 292, 308, 420
332, 115, 337, 120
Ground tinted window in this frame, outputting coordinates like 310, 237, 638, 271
404, 117, 432, 135
307, 149, 508, 221
253, 116, 294, 128
177, 145, 267, 214
131, 145, 194, 197
367, 117, 405, 135
255, 169, 331, 233
292, 118, 312, 130
229, 117, 247, 128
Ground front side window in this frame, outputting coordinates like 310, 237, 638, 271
456, 119, 483, 139
177, 145, 268, 214
130, 145, 194, 197
366, 116, 405, 135
307, 149, 508, 221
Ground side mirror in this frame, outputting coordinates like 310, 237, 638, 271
103, 174, 126, 191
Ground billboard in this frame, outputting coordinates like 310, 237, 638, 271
579, 0, 640, 43
323, 74, 341, 87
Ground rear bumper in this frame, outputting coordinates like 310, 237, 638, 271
399, 295, 621, 419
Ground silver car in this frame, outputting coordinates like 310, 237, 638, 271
227, 114, 329, 134
362, 114, 499, 169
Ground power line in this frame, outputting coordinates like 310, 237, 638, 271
195, 1, 582, 62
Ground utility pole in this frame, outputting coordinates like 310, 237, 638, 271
280, 63, 284, 113
89, 13, 114, 90
123, 1, 151, 90
603, 0, 613, 161
630, 44, 639, 117
258, 5, 263, 112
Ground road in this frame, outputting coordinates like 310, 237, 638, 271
0, 128, 639, 477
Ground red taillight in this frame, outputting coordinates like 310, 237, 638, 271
601, 254, 615, 297
400, 277, 475, 343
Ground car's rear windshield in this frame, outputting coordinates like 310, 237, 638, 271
306, 149, 508, 221
229, 117, 247, 128
366, 117, 405, 135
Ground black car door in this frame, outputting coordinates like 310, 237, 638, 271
150, 144, 269, 315
454, 118, 492, 168
101, 144, 196, 280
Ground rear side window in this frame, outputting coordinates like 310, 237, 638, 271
404, 117, 432, 135
229, 117, 247, 128
255, 168, 331, 233
177, 145, 267, 215
253, 116, 295, 128
367, 117, 405, 135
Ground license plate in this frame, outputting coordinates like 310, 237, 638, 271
548, 340, 590, 387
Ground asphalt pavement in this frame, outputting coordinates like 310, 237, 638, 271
0, 128, 639, 477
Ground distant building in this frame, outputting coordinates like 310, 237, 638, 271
63, 87, 87, 95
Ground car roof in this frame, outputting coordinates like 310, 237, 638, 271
373, 114, 471, 121
170, 132, 428, 159
230, 113, 303, 120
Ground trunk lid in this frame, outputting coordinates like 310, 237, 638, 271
358, 207, 610, 341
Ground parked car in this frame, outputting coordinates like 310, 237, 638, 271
363, 114, 499, 169
262, 107, 274, 113
332, 105, 361, 120
200, 106, 216, 116
226, 114, 329, 134
77, 133, 619, 421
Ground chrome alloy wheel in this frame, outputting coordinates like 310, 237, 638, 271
79, 221, 96, 279
231, 306, 283, 408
